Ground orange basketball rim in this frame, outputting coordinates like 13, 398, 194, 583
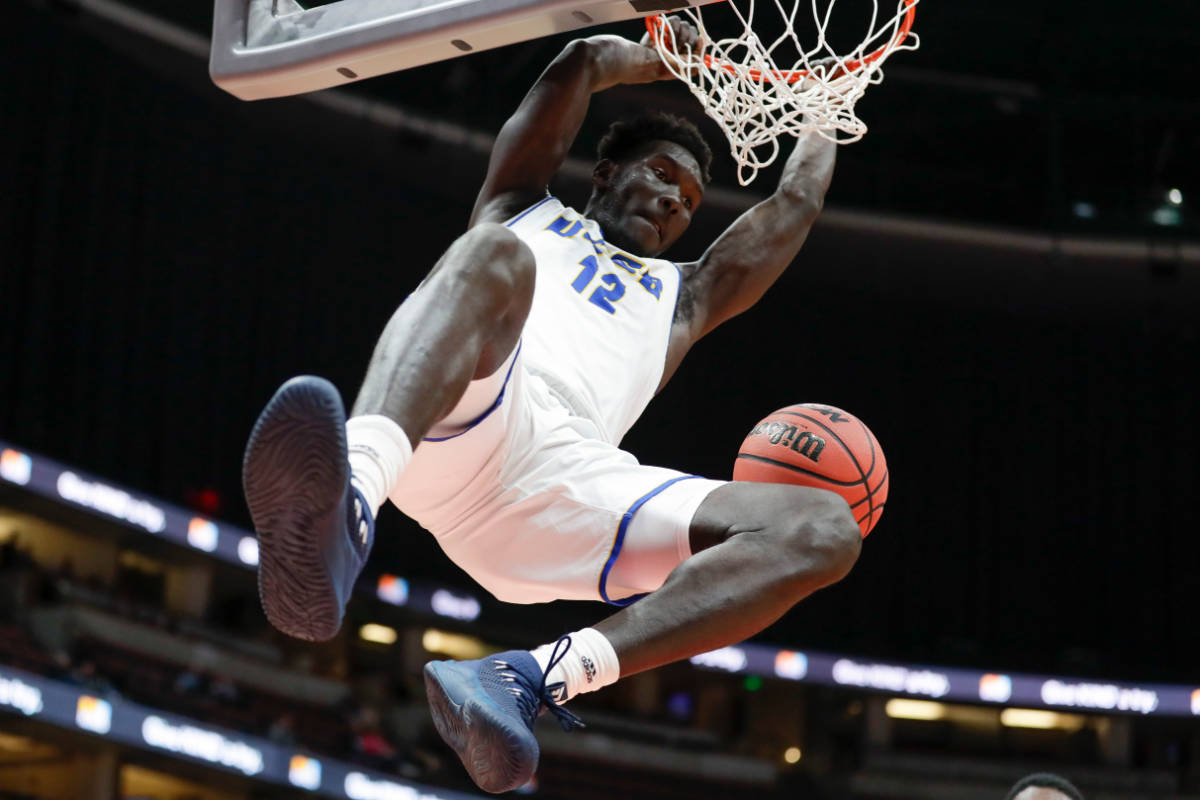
645, 0, 918, 84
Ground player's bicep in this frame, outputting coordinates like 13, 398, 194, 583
687, 194, 820, 334
471, 43, 595, 225
473, 97, 569, 215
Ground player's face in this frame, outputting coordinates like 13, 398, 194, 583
592, 141, 704, 257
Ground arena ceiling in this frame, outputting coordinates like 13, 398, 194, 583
39, 0, 1200, 236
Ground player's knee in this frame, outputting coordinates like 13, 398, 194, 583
455, 223, 535, 300
778, 493, 861, 585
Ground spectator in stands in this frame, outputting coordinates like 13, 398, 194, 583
1004, 772, 1084, 800
350, 706, 399, 769
68, 658, 119, 699
0, 540, 37, 619
0, 538, 33, 572
173, 663, 209, 696
174, 645, 221, 697
48, 649, 74, 681
268, 712, 298, 746
57, 556, 76, 583
208, 671, 240, 704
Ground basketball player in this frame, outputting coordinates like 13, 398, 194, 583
1004, 773, 1085, 800
243, 19, 858, 793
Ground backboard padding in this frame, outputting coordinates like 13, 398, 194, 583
211, 0, 718, 101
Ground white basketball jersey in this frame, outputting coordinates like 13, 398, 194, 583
506, 196, 681, 444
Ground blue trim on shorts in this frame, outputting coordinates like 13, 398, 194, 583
423, 342, 522, 443
598, 474, 701, 606
505, 195, 555, 227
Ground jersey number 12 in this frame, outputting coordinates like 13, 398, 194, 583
571, 255, 625, 314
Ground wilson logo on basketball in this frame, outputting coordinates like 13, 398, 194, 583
748, 422, 825, 462
735, 403, 888, 538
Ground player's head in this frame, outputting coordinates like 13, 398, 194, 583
586, 112, 712, 257
1003, 773, 1084, 800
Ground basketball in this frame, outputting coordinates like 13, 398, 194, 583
733, 403, 888, 537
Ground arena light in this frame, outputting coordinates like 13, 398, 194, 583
430, 589, 481, 622
885, 698, 947, 720
774, 650, 808, 680
237, 536, 260, 566
141, 715, 265, 775
56, 470, 166, 533
1168, 188, 1183, 206
8, 441, 1200, 721
358, 624, 397, 646
690, 646, 749, 673
783, 746, 802, 764
0, 673, 44, 716
0, 448, 33, 485
1151, 205, 1182, 226
999, 708, 1084, 730
187, 518, 219, 552
979, 673, 1013, 703
376, 574, 409, 606
75, 695, 113, 735
422, 629, 490, 661
288, 755, 322, 791
832, 658, 950, 698
1040, 678, 1158, 714
0, 663, 477, 799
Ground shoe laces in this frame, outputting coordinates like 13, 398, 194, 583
348, 485, 374, 555
494, 637, 585, 733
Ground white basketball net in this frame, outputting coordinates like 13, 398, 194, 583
649, 0, 919, 185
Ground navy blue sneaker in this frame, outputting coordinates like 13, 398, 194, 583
424, 639, 585, 794
242, 376, 374, 642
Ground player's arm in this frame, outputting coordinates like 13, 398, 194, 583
660, 131, 837, 384
470, 25, 693, 227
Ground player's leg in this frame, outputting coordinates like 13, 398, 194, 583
350, 222, 535, 442
520, 481, 859, 707
423, 479, 860, 793
243, 223, 535, 642
592, 481, 860, 675
343, 223, 535, 520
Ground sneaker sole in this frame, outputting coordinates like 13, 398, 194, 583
424, 662, 538, 794
243, 376, 348, 642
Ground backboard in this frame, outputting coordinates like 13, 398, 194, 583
211, 0, 719, 101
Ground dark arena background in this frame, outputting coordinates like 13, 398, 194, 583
2, 1, 1199, 798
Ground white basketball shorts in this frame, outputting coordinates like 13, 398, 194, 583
388, 343, 725, 605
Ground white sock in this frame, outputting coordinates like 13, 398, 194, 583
530, 628, 620, 703
346, 415, 412, 517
